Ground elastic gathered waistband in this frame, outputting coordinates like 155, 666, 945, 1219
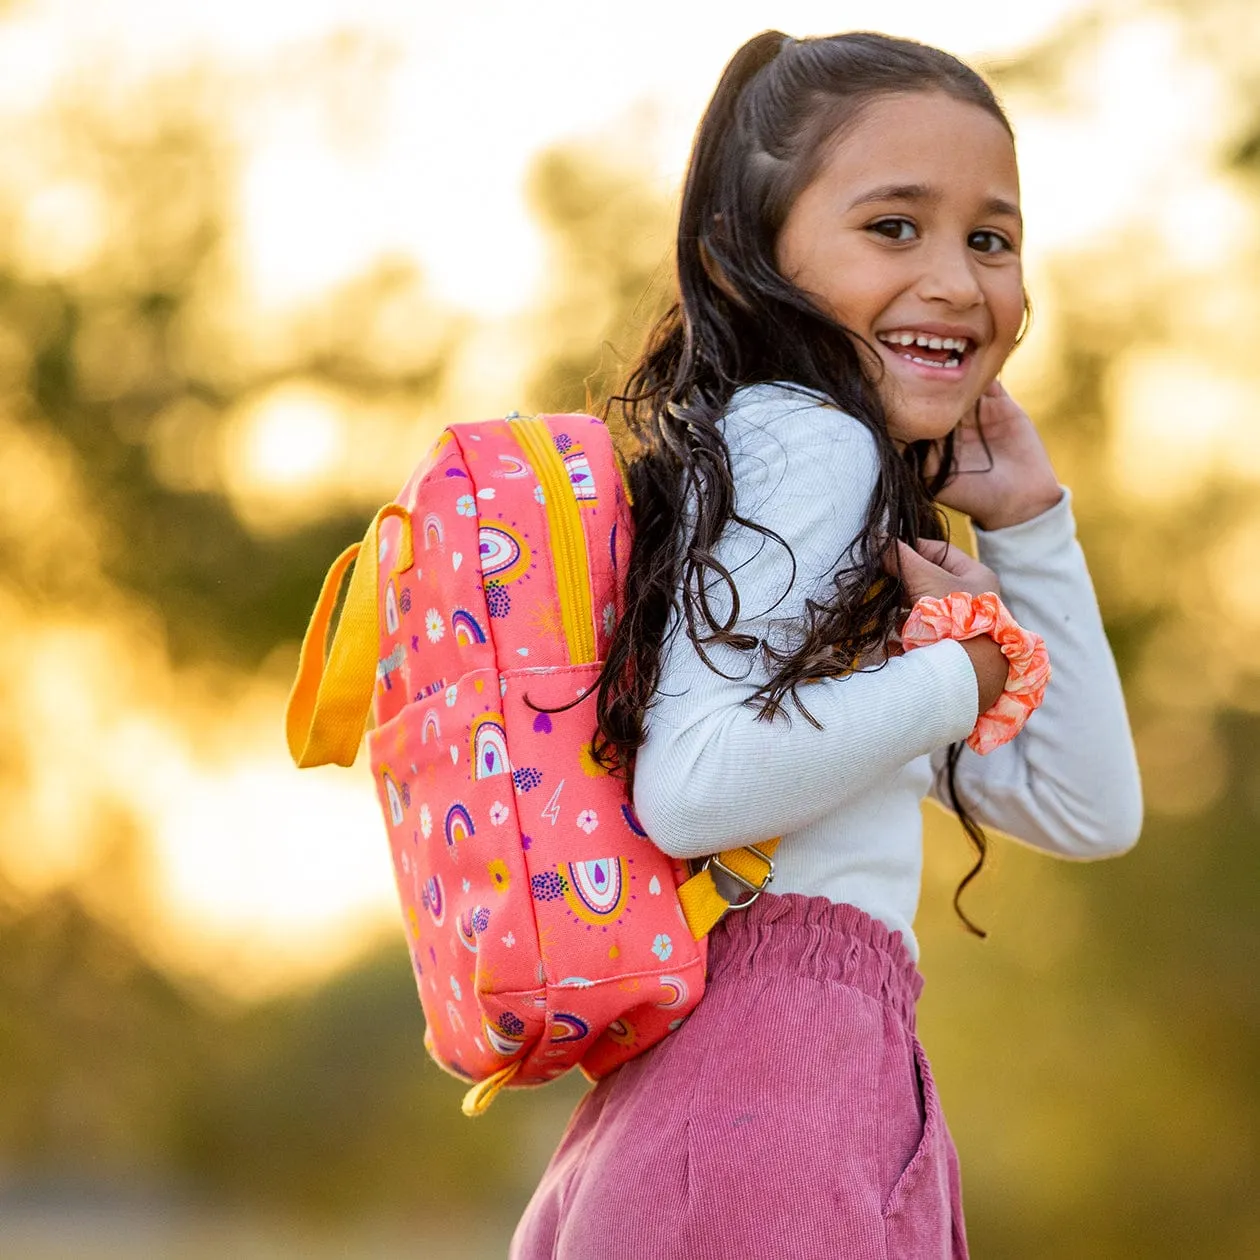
706, 891, 924, 1029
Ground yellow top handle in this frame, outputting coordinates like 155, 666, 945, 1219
286, 503, 414, 769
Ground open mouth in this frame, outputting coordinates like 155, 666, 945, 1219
876, 330, 974, 371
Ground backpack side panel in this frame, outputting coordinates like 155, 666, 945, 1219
368, 428, 545, 1082
366, 414, 708, 1097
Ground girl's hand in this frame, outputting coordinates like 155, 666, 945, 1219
883, 539, 1008, 715
929, 381, 1063, 531
885, 538, 1000, 605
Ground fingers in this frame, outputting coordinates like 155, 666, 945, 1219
881, 537, 964, 573
881, 537, 984, 581
882, 536, 999, 604
911, 537, 973, 577
880, 538, 926, 577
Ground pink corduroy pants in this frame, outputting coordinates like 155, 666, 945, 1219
511, 892, 968, 1260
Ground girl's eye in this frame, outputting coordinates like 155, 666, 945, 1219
968, 230, 1013, 255
869, 218, 917, 242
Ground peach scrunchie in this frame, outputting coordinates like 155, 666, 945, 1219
901, 590, 1051, 755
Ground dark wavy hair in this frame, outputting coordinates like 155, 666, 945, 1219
595, 30, 1021, 935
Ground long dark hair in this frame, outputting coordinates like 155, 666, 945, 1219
595, 31, 1018, 935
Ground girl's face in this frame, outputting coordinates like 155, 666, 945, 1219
775, 91, 1024, 445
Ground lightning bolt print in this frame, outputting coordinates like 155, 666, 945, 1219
541, 779, 565, 826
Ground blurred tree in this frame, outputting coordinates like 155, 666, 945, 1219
523, 139, 672, 422
0, 866, 583, 1222
0, 872, 220, 1190
0, 73, 461, 672
173, 941, 585, 1219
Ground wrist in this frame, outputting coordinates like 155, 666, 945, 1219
900, 590, 1051, 755
959, 636, 1009, 715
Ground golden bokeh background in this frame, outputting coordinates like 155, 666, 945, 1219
2, 1, 1257, 1256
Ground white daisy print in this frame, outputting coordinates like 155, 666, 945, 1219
425, 609, 444, 643
576, 809, 598, 834
455, 494, 476, 516
651, 934, 673, 962
602, 602, 616, 637
489, 801, 509, 826
419, 804, 432, 839
533, 484, 546, 504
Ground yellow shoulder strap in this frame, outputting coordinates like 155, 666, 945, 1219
285, 503, 413, 769
678, 839, 780, 941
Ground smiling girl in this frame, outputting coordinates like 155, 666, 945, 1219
512, 30, 1142, 1260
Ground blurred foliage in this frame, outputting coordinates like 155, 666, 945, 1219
0, 873, 582, 1224
3, 2, 1260, 1258
524, 140, 673, 419
0, 74, 457, 671
0, 877, 218, 1186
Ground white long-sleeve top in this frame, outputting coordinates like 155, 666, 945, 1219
633, 383, 1143, 958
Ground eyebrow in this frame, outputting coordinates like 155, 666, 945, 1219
847, 182, 1023, 223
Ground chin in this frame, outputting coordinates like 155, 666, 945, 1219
880, 385, 978, 447
888, 411, 966, 447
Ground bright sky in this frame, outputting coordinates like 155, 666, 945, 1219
1, 0, 1246, 993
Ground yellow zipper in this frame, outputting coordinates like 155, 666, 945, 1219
508, 417, 597, 664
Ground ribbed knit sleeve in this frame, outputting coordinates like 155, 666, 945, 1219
927, 490, 1143, 857
633, 386, 980, 860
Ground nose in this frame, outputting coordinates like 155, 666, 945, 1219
916, 240, 983, 310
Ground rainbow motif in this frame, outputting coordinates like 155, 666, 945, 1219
478, 522, 531, 584
620, 803, 648, 837
606, 1017, 636, 1047
422, 874, 445, 925
470, 714, 509, 779
380, 767, 405, 828
496, 453, 529, 478
484, 1018, 527, 1057
562, 857, 629, 926
445, 803, 475, 850
563, 448, 597, 502
422, 512, 444, 549
656, 975, 689, 1009
456, 908, 479, 953
549, 1012, 590, 1043
421, 709, 441, 744
451, 608, 488, 646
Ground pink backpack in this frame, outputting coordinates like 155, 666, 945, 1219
286, 412, 776, 1113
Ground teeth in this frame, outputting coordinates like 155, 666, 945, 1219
902, 352, 963, 369
879, 331, 970, 352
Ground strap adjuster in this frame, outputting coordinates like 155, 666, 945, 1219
699, 845, 775, 914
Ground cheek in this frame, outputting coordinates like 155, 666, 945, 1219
991, 273, 1026, 353
803, 265, 894, 334
775, 222, 889, 328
